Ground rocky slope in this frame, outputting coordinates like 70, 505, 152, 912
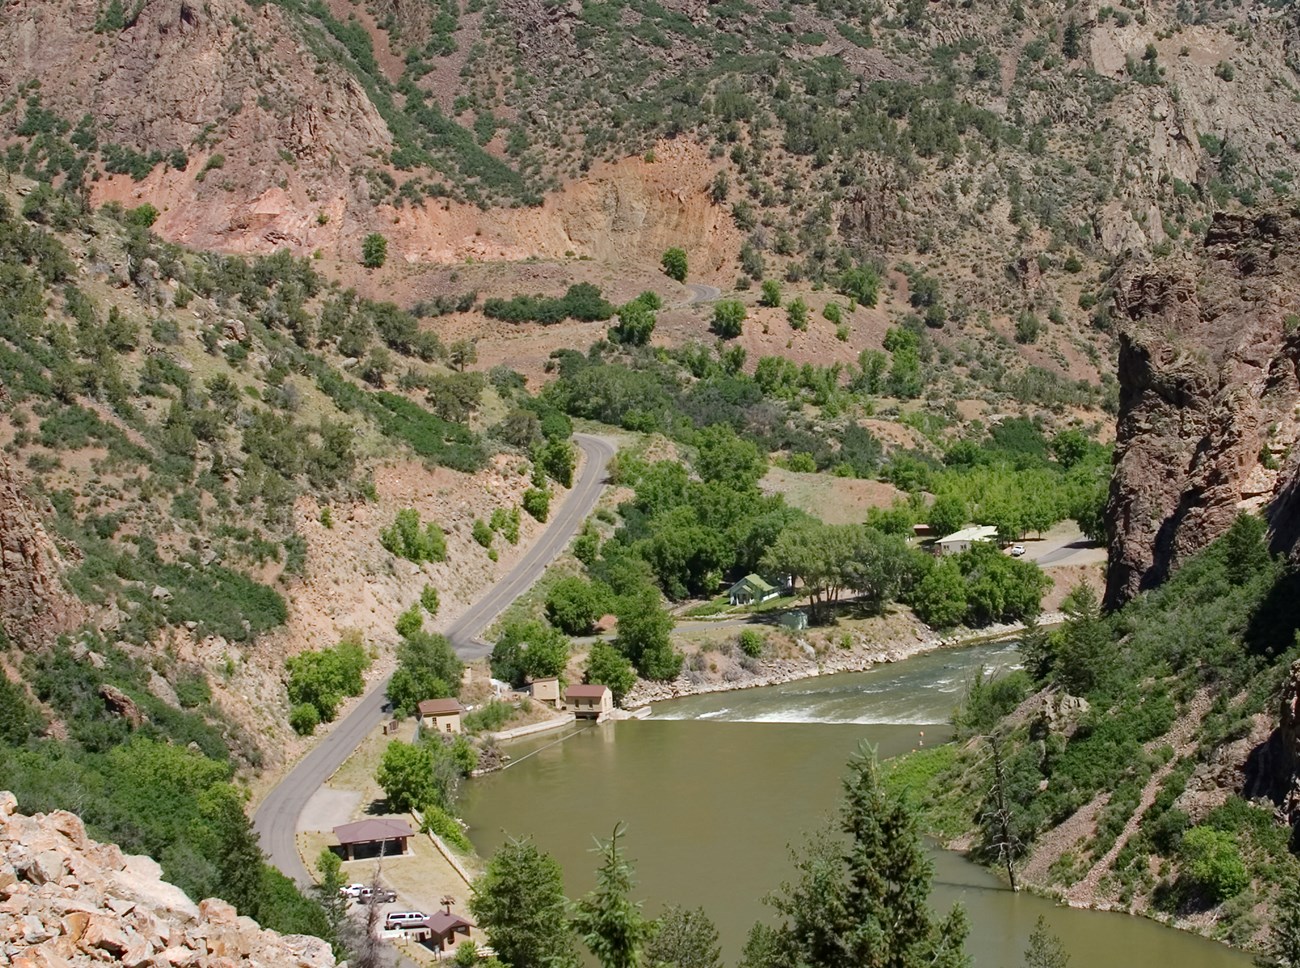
0, 449, 84, 647
1105, 206, 1300, 606
0, 791, 335, 968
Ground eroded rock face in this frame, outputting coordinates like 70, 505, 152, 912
1105, 208, 1300, 608
0, 449, 85, 648
0, 792, 336, 968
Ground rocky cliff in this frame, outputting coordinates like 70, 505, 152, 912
0, 791, 335, 968
1105, 208, 1300, 607
0, 449, 85, 649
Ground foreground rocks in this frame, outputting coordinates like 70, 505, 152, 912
0, 792, 335, 968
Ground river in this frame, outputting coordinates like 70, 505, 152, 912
459, 641, 1250, 967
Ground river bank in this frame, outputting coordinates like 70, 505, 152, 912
623, 610, 1064, 707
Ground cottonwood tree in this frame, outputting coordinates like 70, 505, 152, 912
747, 744, 970, 968
573, 824, 655, 968
471, 838, 579, 968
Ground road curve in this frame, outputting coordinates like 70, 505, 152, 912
682, 283, 721, 306
253, 433, 617, 884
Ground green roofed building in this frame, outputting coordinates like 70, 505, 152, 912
728, 574, 778, 607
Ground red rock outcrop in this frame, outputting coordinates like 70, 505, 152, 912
1105, 208, 1300, 607
0, 449, 84, 648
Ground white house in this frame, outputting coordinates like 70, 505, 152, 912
935, 525, 999, 556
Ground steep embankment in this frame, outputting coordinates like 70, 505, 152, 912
1105, 207, 1300, 607
0, 791, 336, 967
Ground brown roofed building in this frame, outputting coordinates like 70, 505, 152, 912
332, 818, 414, 860
565, 683, 613, 720
417, 698, 463, 734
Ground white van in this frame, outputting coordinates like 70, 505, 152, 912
384, 912, 426, 929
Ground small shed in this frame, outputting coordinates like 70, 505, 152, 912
565, 684, 613, 720
333, 818, 414, 861
935, 525, 999, 556
728, 574, 778, 607
529, 676, 561, 706
424, 910, 475, 951
417, 698, 464, 734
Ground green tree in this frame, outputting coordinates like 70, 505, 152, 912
471, 838, 579, 968
838, 264, 880, 306
285, 638, 370, 723
928, 494, 968, 539
1062, 17, 1082, 58
912, 558, 969, 628
615, 586, 681, 681
753, 745, 970, 968
387, 631, 462, 716
376, 740, 440, 813
1023, 915, 1069, 968
611, 302, 656, 346
711, 300, 746, 339
523, 487, 551, 522
539, 438, 577, 488
0, 676, 43, 744
573, 824, 655, 968
759, 279, 782, 308
694, 423, 766, 491
449, 338, 478, 372
661, 248, 688, 282
361, 233, 388, 269
787, 298, 809, 330
490, 619, 572, 686
585, 641, 638, 705
1051, 583, 1113, 695
1221, 513, 1271, 585
380, 509, 447, 563
396, 603, 424, 638
547, 577, 610, 635
1180, 826, 1249, 902
314, 848, 350, 941
421, 584, 440, 616
646, 905, 722, 968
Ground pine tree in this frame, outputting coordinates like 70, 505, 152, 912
1023, 915, 1069, 968
757, 744, 970, 968
573, 824, 655, 968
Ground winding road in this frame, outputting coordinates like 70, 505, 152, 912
682, 283, 721, 306
253, 433, 617, 884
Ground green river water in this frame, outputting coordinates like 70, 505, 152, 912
458, 641, 1251, 967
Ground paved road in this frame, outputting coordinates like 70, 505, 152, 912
682, 283, 720, 306
253, 433, 617, 885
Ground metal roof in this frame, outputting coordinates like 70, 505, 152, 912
417, 698, 464, 716
333, 818, 415, 845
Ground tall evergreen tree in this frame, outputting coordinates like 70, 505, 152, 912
1023, 915, 1069, 968
573, 824, 655, 968
754, 745, 970, 968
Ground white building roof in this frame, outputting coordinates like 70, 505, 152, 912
936, 525, 999, 544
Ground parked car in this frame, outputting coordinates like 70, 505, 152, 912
357, 887, 398, 904
338, 883, 367, 898
384, 911, 426, 929
1010, 544, 1026, 557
